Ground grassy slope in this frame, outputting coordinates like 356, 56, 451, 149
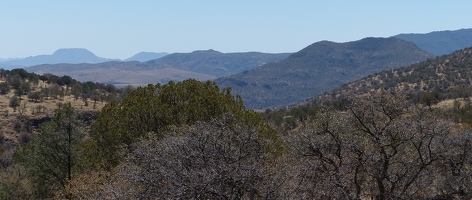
0, 80, 104, 144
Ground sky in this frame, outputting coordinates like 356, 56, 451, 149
1, 1, 471, 60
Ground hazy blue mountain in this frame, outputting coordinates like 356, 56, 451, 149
216, 37, 434, 109
145, 49, 291, 77
0, 58, 20, 62
25, 61, 215, 86
0, 48, 117, 69
124, 52, 169, 62
24, 50, 290, 85
394, 28, 472, 56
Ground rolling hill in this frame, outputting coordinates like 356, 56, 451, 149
394, 28, 472, 56
216, 37, 434, 109
144, 50, 291, 77
308, 46, 472, 105
24, 61, 215, 86
24, 50, 290, 85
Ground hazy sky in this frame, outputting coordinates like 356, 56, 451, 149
1, 1, 471, 59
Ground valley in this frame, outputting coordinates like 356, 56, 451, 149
2, 28, 472, 199
3, 28, 467, 109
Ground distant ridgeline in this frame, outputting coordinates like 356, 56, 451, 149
394, 28, 472, 56
308, 47, 472, 106
217, 37, 434, 109
23, 50, 290, 85
0, 48, 118, 70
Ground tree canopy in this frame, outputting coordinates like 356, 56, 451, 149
88, 79, 283, 169
15, 103, 85, 198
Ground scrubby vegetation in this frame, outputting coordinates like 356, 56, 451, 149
0, 68, 134, 198
2, 46, 472, 199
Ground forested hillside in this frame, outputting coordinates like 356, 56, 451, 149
2, 45, 472, 199
1, 74, 471, 198
217, 37, 433, 109
309, 47, 472, 106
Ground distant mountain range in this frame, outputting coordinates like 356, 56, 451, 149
145, 50, 290, 77
3, 28, 470, 70
216, 37, 434, 109
394, 28, 472, 56
7, 28, 472, 109
124, 52, 169, 62
25, 61, 215, 87
24, 50, 290, 85
0, 49, 171, 70
0, 48, 118, 69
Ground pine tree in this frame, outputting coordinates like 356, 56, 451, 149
15, 103, 85, 198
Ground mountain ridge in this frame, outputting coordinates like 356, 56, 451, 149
307, 46, 472, 106
216, 37, 434, 109
0, 48, 117, 69
145, 50, 291, 77
394, 28, 472, 56
24, 50, 290, 85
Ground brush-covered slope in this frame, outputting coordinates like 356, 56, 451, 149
217, 37, 434, 109
308, 47, 472, 105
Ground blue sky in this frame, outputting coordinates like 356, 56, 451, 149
1, 1, 471, 59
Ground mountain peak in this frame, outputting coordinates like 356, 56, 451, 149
52, 48, 95, 56
52, 48, 97, 57
0, 48, 115, 68
191, 49, 222, 54
217, 37, 433, 109
47, 48, 111, 64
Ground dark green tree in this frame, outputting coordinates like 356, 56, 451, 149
71, 83, 82, 101
0, 68, 6, 79
104, 84, 116, 93
27, 91, 42, 103
419, 91, 440, 109
9, 96, 20, 112
15, 103, 85, 198
60, 75, 73, 86
88, 79, 282, 169
16, 81, 31, 98
0, 82, 9, 94
8, 75, 22, 90
9, 68, 29, 79
39, 75, 48, 82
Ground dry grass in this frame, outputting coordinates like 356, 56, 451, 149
0, 81, 105, 144
433, 98, 470, 110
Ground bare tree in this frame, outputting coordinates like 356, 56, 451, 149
68, 116, 285, 199
289, 93, 469, 199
